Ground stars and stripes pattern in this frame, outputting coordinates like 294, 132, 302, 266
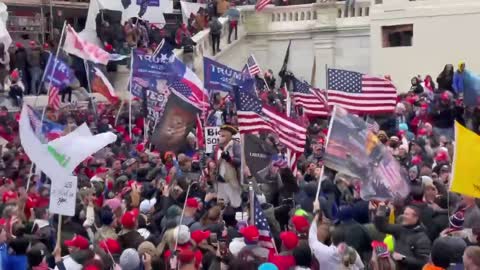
254, 195, 274, 249
247, 55, 261, 76
327, 68, 397, 114
255, 0, 271, 12
292, 78, 329, 116
48, 86, 60, 111
235, 89, 306, 154
168, 79, 209, 112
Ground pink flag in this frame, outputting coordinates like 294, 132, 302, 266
63, 25, 110, 65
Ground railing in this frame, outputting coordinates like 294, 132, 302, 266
336, 0, 371, 19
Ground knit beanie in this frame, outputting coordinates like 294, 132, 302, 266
119, 248, 141, 270
173, 225, 191, 245
449, 211, 465, 229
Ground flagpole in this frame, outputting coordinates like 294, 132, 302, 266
252, 54, 270, 92
285, 83, 293, 170
128, 48, 134, 139
26, 21, 67, 192
114, 99, 125, 127
315, 105, 336, 201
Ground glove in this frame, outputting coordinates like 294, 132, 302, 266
221, 151, 231, 162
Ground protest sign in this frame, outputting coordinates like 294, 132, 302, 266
205, 126, 240, 153
204, 57, 246, 93
49, 175, 78, 216
145, 88, 170, 121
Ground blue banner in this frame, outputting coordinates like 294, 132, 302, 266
203, 57, 247, 92
137, 0, 159, 6
43, 53, 75, 89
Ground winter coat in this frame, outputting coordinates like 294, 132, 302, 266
27, 47, 42, 68
209, 19, 222, 35
374, 215, 431, 270
452, 71, 464, 94
336, 220, 372, 262
14, 48, 28, 70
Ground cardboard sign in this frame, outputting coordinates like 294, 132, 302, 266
205, 126, 240, 154
49, 175, 78, 217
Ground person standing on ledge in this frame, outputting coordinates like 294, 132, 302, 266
226, 2, 240, 44
209, 16, 223, 55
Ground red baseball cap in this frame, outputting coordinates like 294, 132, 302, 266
441, 92, 450, 101
186, 198, 199, 209
435, 151, 449, 162
411, 155, 423, 165
95, 167, 108, 175
98, 238, 121, 254
64, 235, 89, 250
121, 209, 139, 229
280, 231, 299, 250
291, 215, 309, 233
191, 230, 210, 244
132, 127, 142, 135
240, 225, 259, 242
417, 128, 428, 136
136, 143, 145, 152
2, 191, 18, 203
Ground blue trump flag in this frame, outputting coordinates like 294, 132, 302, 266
203, 57, 247, 92
42, 53, 75, 88
463, 70, 480, 106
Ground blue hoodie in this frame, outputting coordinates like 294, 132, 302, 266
452, 71, 464, 94
4, 255, 27, 270
0, 243, 6, 270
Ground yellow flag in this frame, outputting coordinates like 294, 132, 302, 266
450, 121, 480, 197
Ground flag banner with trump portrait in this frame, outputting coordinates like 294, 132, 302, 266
323, 106, 410, 200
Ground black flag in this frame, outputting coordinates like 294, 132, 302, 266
278, 40, 291, 87
121, 0, 132, 9
244, 134, 276, 177
138, 0, 149, 17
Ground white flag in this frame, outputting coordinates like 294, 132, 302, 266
63, 25, 111, 65
20, 105, 117, 180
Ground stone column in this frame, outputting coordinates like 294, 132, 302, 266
312, 35, 335, 89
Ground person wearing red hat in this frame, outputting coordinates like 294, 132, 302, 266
98, 238, 122, 255
190, 230, 210, 246
268, 231, 298, 270
237, 225, 269, 261
118, 209, 144, 250
65, 235, 90, 253
90, 167, 109, 183
183, 197, 199, 227
291, 215, 310, 239
7, 68, 24, 107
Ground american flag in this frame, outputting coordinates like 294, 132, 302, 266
253, 195, 274, 249
292, 77, 329, 116
26, 105, 64, 142
48, 86, 60, 110
235, 89, 306, 154
255, 0, 271, 12
327, 68, 397, 114
247, 55, 261, 76
168, 79, 209, 112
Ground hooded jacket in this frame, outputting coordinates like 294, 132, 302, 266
374, 214, 431, 270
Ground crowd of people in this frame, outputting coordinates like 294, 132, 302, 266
0, 54, 477, 270
1, 4, 480, 269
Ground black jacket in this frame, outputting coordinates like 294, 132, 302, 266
337, 220, 372, 262
374, 215, 431, 270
